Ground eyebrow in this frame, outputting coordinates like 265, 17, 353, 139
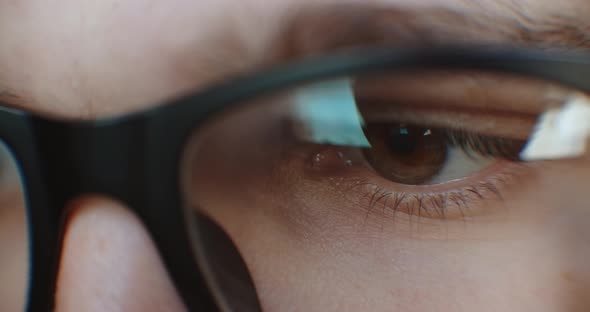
276, 4, 590, 61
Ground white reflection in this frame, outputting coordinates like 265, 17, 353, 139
521, 94, 590, 161
293, 79, 371, 148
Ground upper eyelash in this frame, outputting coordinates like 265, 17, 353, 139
445, 129, 526, 160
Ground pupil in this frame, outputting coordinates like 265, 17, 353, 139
388, 125, 421, 155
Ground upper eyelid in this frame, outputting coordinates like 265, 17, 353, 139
358, 107, 536, 141
352, 74, 568, 115
350, 72, 570, 140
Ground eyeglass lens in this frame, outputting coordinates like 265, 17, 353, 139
180, 68, 588, 309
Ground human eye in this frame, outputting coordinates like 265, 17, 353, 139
183, 66, 588, 240
289, 71, 547, 222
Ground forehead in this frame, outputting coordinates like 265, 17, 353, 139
0, 0, 588, 118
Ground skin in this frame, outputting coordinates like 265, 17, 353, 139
1, 0, 590, 311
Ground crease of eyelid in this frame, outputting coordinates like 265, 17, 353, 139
350, 73, 581, 140
353, 73, 574, 115
359, 106, 535, 140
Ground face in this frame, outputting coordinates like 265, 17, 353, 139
1, 0, 590, 311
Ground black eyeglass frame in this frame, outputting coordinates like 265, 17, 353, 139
2, 46, 590, 312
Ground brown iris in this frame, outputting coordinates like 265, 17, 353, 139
362, 123, 447, 185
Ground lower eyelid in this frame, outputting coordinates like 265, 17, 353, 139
298, 145, 532, 222
351, 174, 508, 221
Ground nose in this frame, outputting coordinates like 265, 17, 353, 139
54, 196, 186, 312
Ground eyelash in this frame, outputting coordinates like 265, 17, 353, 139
300, 128, 529, 222
352, 174, 511, 222
445, 129, 525, 161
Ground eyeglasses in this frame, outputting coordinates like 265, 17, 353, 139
1, 46, 589, 311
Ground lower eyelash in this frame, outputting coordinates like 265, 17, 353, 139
353, 171, 515, 222
297, 144, 531, 226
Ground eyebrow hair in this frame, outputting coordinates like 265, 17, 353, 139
276, 5, 590, 61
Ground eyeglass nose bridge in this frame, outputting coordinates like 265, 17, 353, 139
31, 117, 152, 203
